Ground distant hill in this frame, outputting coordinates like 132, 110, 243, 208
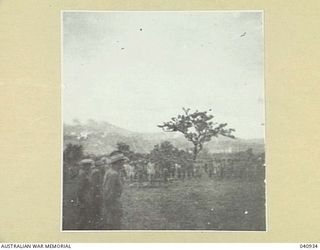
63, 120, 264, 155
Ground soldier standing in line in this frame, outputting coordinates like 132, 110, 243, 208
163, 166, 169, 183
90, 160, 104, 229
101, 152, 128, 230
218, 159, 225, 179
207, 161, 214, 178
175, 163, 182, 179
76, 159, 94, 230
136, 160, 144, 187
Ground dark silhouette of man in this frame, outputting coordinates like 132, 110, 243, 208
101, 152, 128, 229
77, 159, 93, 229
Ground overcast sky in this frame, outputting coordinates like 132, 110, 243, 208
63, 11, 264, 139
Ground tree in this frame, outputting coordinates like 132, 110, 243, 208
63, 143, 84, 164
149, 141, 178, 170
116, 142, 139, 161
158, 108, 235, 160
116, 142, 131, 153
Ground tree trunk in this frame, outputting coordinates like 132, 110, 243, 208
193, 145, 198, 161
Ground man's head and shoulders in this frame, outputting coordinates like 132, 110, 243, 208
105, 151, 128, 178
79, 159, 94, 178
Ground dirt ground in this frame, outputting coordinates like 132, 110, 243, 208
63, 176, 266, 231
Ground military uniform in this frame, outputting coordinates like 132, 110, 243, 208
207, 162, 214, 178
163, 167, 169, 182
102, 167, 123, 229
136, 163, 144, 184
77, 168, 92, 229
89, 165, 103, 229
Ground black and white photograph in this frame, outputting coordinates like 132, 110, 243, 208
62, 11, 265, 231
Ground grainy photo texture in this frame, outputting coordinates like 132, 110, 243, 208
62, 11, 265, 231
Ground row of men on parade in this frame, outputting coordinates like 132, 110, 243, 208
76, 156, 263, 183
125, 158, 263, 181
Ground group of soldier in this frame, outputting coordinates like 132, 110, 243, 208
122, 157, 264, 183
76, 151, 127, 230
74, 151, 265, 229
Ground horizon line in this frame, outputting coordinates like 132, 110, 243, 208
63, 119, 265, 141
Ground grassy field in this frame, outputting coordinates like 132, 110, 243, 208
63, 176, 266, 231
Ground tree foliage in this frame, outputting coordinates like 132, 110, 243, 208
150, 141, 174, 160
158, 108, 235, 160
149, 141, 193, 170
116, 142, 145, 161
63, 143, 84, 164
116, 142, 131, 153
